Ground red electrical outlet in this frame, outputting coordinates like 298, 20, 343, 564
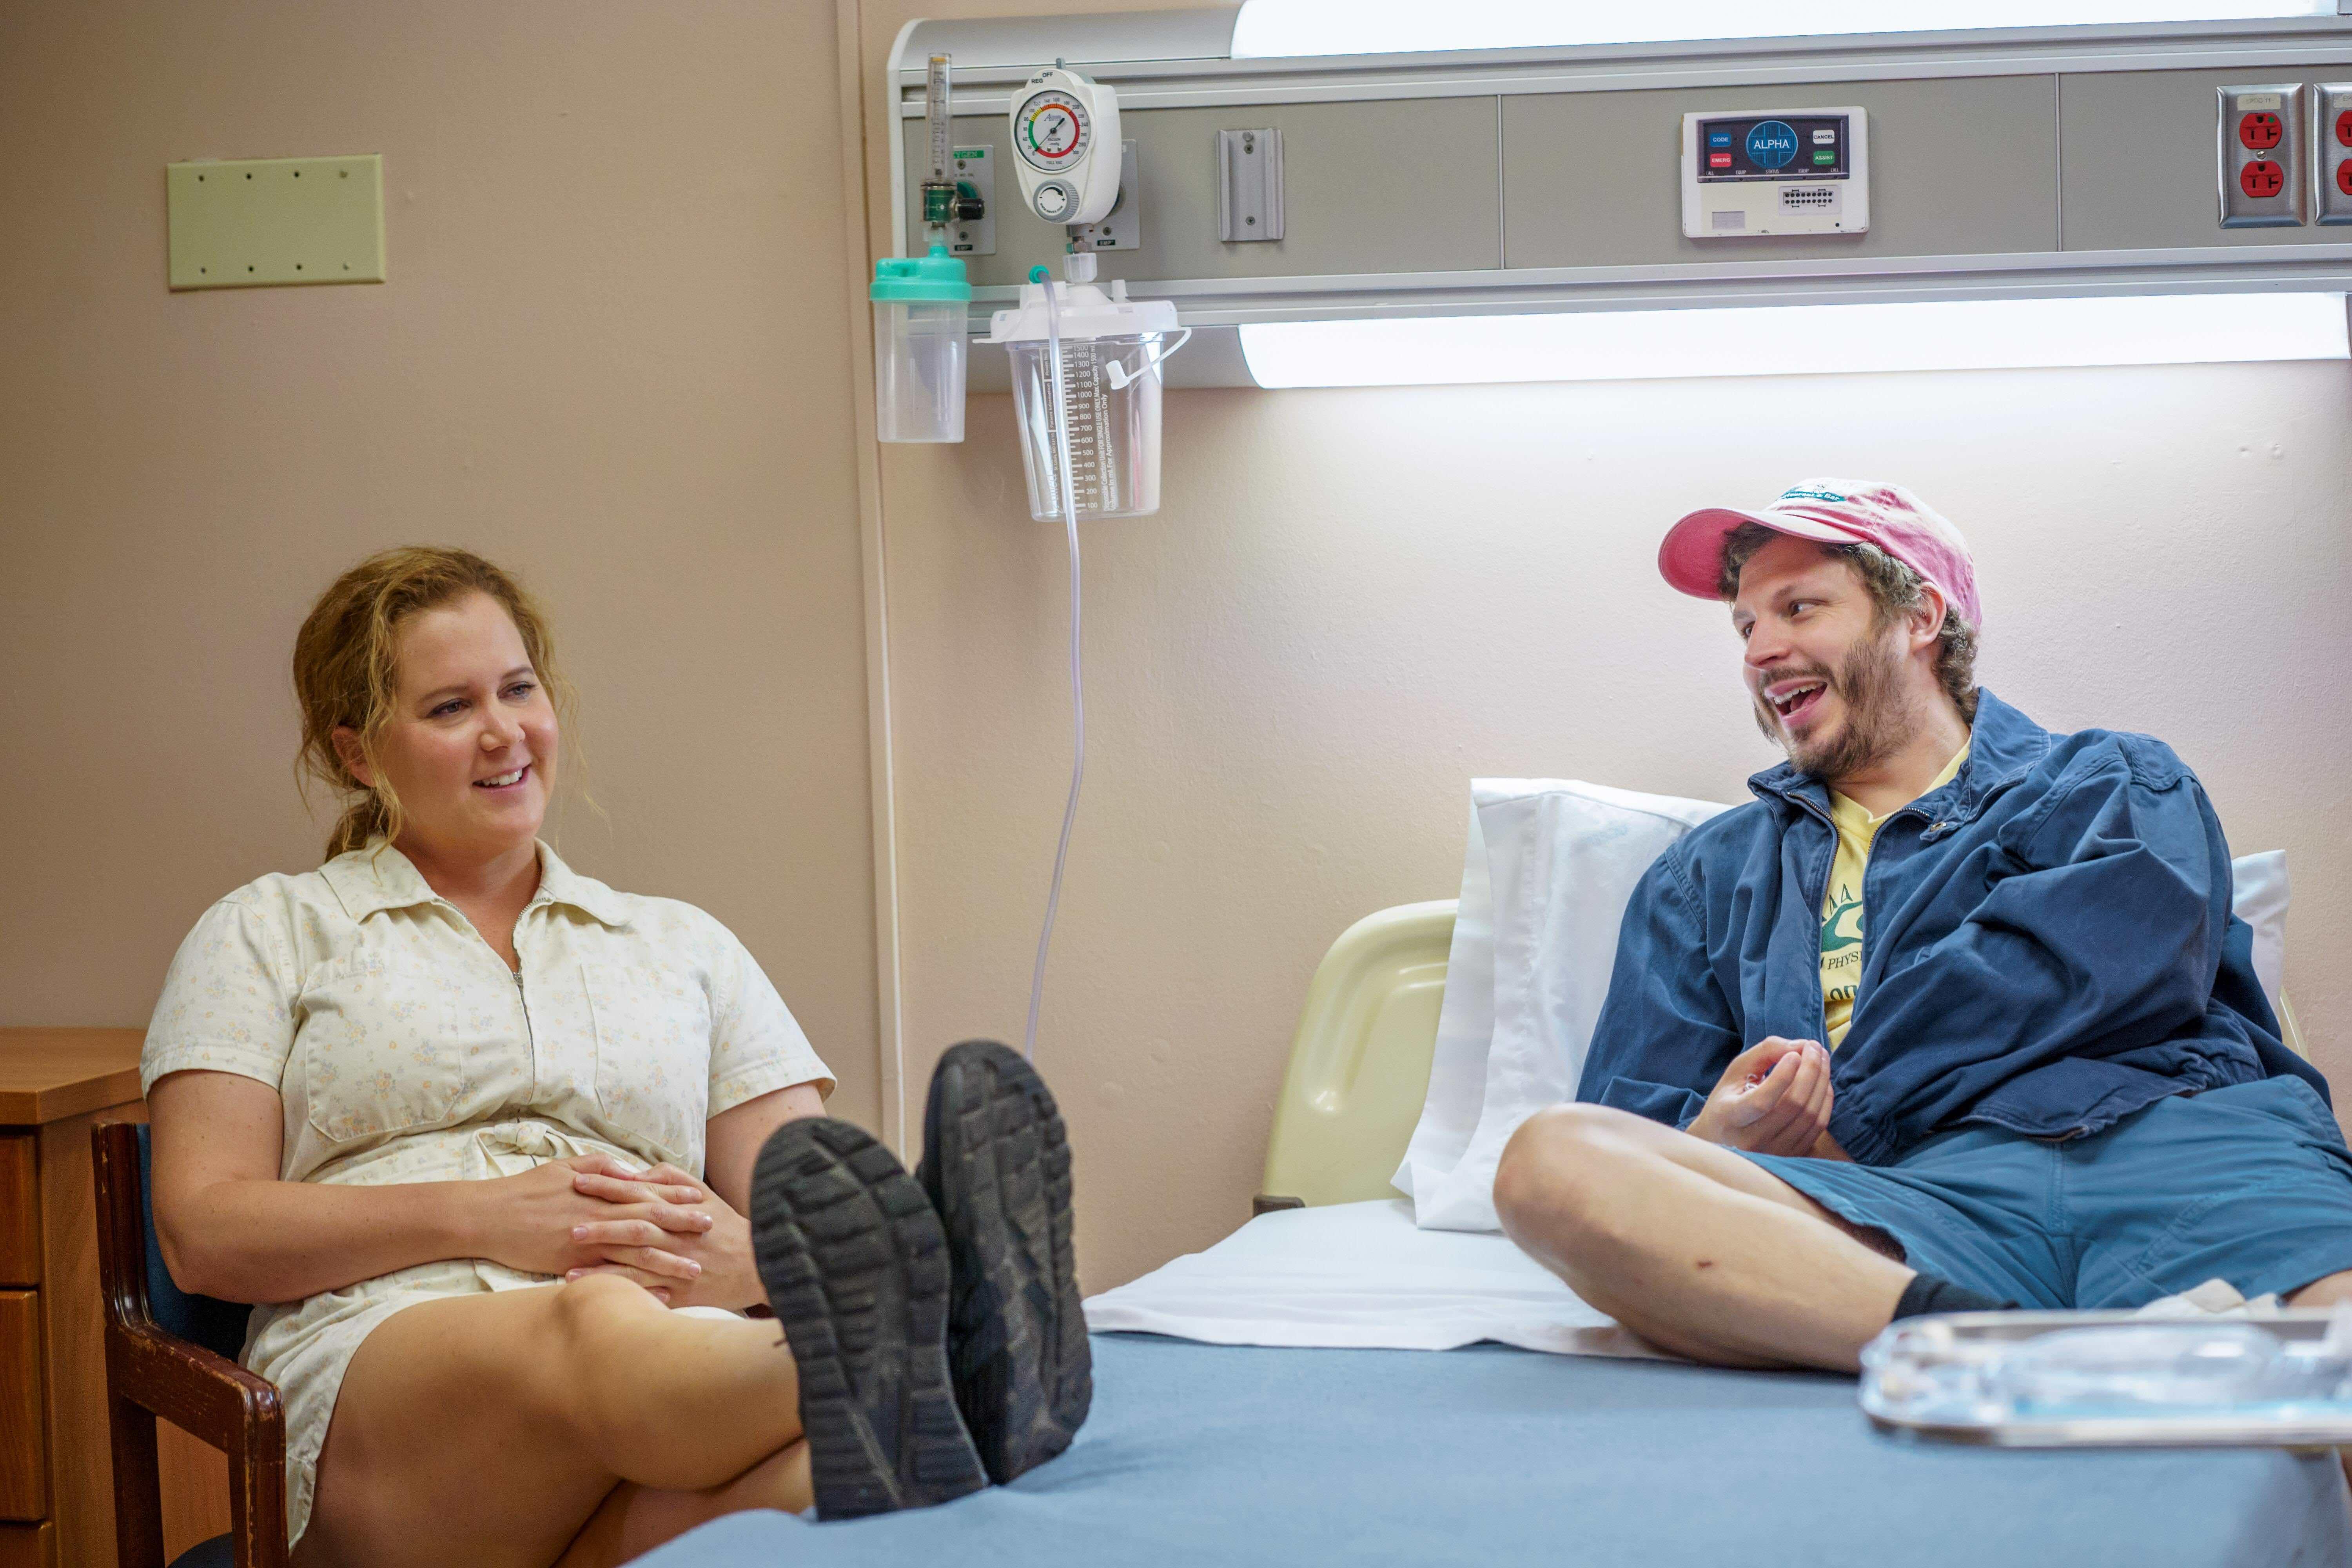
2338, 109, 2352, 148
2241, 160, 2286, 199
2240, 111, 2285, 150
2339, 159, 2352, 196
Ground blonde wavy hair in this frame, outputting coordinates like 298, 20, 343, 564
293, 547, 578, 858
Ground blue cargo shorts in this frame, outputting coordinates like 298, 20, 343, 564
1740, 1076, 2352, 1309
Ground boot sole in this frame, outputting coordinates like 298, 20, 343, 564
922, 1040, 1092, 1484
750, 1117, 988, 1520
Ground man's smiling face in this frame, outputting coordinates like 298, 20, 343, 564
1730, 533, 1914, 783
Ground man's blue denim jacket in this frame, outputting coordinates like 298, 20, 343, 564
1576, 689, 2325, 1166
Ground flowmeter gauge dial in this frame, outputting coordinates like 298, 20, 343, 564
1009, 66, 1123, 226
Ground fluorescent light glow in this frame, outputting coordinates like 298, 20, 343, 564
1231, 0, 2332, 57
1238, 294, 2352, 388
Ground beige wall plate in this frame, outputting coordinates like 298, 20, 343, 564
166, 154, 384, 289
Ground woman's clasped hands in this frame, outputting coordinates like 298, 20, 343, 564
472, 1152, 759, 1308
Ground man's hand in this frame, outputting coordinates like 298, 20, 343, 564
1687, 1037, 1835, 1157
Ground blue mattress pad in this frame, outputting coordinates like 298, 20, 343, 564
643, 1333, 2351, 1567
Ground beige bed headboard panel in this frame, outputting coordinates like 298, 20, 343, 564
1261, 901, 1455, 1209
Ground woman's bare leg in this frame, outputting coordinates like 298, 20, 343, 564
297, 1275, 809, 1568
555, 1442, 812, 1568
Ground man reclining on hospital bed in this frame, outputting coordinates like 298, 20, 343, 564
1494, 480, 2352, 1371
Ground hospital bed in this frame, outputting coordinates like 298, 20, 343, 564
644, 900, 2349, 1568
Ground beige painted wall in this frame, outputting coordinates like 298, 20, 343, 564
856, 9, 2352, 1298
0, 2, 884, 1127
9, 0, 2350, 1313
879, 363, 2352, 1293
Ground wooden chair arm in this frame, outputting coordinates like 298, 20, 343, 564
107, 1322, 286, 1568
107, 1322, 287, 1568
107, 1318, 285, 1458
94, 1119, 288, 1568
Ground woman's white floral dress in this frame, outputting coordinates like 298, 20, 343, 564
142, 841, 833, 1544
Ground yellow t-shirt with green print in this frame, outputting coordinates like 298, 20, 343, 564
1820, 743, 1969, 1049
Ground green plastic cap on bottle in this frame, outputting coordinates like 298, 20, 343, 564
870, 244, 972, 303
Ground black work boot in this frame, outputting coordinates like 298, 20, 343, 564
750, 1117, 989, 1520
915, 1039, 1092, 1485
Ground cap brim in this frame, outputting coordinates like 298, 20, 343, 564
1657, 507, 1865, 601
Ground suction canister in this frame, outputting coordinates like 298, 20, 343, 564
988, 277, 1186, 520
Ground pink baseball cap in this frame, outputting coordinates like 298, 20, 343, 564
1659, 478, 1982, 628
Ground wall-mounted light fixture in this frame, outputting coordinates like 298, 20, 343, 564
1237, 292, 2352, 387
1231, 0, 2340, 58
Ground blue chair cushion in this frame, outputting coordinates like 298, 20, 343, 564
135, 1124, 253, 1362
168, 1533, 234, 1568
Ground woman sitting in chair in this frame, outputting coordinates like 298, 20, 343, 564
145, 547, 1089, 1566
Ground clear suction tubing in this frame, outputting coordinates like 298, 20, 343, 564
986, 262, 1189, 520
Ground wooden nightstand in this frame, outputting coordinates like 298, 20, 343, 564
1, 1031, 228, 1568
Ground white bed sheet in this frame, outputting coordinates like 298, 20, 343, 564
1082, 1198, 1671, 1361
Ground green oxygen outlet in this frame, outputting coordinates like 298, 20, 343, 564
870, 243, 971, 302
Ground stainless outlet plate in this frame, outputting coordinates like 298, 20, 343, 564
2316, 83, 2352, 225
1218, 127, 1286, 242
2218, 82, 2307, 229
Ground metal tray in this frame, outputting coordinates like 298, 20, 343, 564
1861, 1309, 2352, 1448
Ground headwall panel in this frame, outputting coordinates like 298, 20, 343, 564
2062, 63, 2352, 251
1504, 75, 2061, 270
907, 96, 1503, 289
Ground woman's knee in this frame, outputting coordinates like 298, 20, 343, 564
542, 1278, 793, 1488
546, 1276, 665, 1412
543, 1278, 679, 1459
551, 1272, 663, 1344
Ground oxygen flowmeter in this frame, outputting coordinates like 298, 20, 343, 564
871, 54, 979, 443
1010, 67, 1123, 226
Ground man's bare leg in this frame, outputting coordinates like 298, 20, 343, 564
1495, 1103, 1913, 1371
2287, 1271, 2352, 1308
298, 1275, 811, 1568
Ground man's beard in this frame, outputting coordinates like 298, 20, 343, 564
1751, 626, 1916, 782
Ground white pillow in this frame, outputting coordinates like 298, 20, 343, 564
1393, 799, 1498, 1212
1398, 775, 2294, 1234
2234, 849, 2290, 1018
1396, 780, 1728, 1232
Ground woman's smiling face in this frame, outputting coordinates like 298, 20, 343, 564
336, 590, 560, 863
